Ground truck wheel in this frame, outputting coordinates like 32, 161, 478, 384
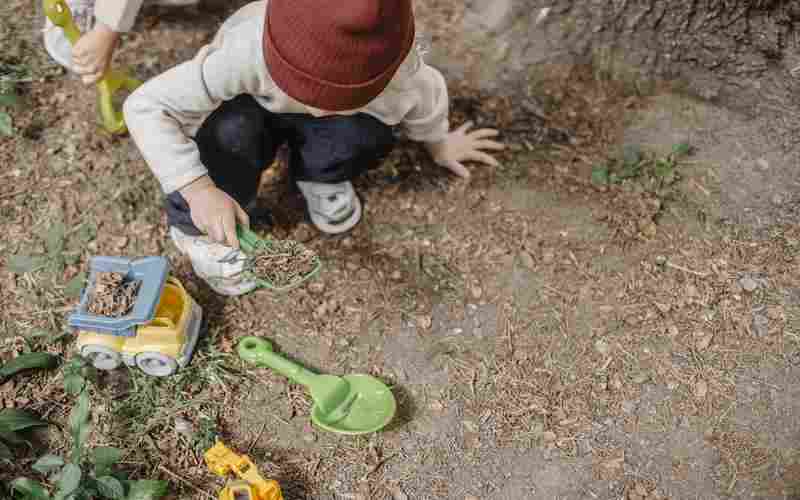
81, 345, 121, 371
136, 352, 178, 377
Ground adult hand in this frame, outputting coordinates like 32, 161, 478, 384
179, 176, 250, 249
72, 24, 120, 85
425, 121, 505, 179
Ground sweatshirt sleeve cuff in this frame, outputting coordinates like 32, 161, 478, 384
160, 167, 210, 195
94, 0, 144, 32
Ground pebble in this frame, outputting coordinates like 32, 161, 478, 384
470, 284, 483, 299
738, 276, 759, 292
174, 418, 194, 437
416, 315, 432, 330
756, 158, 770, 171
341, 237, 355, 248
752, 313, 770, 337
391, 270, 403, 281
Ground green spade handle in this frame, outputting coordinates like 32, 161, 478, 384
238, 336, 317, 387
42, 0, 143, 135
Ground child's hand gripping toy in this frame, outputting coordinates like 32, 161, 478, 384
204, 441, 284, 500
42, 0, 142, 135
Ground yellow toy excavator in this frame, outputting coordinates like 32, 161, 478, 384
204, 442, 284, 500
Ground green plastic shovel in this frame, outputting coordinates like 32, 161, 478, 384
43, 0, 142, 135
237, 336, 396, 435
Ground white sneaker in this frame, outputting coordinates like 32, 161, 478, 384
297, 180, 362, 234
43, 0, 95, 71
170, 227, 257, 296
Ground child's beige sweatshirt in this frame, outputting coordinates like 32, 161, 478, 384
123, 1, 450, 194
94, 0, 144, 32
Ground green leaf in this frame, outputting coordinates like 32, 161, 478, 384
10, 478, 50, 500
0, 430, 29, 446
69, 391, 90, 436
0, 439, 12, 460
6, 255, 47, 274
591, 165, 609, 185
92, 447, 123, 472
64, 375, 85, 397
0, 409, 47, 433
72, 424, 91, 464
0, 111, 12, 136
45, 221, 67, 257
32, 454, 65, 475
672, 142, 691, 156
622, 144, 642, 166
64, 273, 86, 299
0, 91, 18, 107
125, 480, 169, 500
96, 477, 124, 499
54, 464, 81, 498
0, 353, 58, 378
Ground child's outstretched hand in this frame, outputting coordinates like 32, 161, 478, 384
72, 24, 120, 85
179, 176, 250, 249
426, 121, 505, 179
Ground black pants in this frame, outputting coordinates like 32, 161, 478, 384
166, 95, 396, 235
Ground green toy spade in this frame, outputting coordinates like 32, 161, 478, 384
237, 337, 396, 435
43, 0, 143, 135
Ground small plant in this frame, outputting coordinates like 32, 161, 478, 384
11, 357, 169, 500
0, 84, 16, 137
591, 143, 691, 186
0, 351, 58, 460
6, 216, 94, 298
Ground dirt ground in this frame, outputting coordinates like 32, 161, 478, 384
3, 1, 800, 499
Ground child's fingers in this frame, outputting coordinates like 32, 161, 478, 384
456, 121, 474, 133
468, 129, 499, 140
466, 151, 500, 167
222, 214, 240, 249
474, 140, 505, 151
443, 159, 471, 178
235, 203, 250, 229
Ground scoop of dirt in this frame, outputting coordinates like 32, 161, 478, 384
86, 272, 141, 318
248, 239, 317, 288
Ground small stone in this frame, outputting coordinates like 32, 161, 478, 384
667, 324, 679, 337
752, 314, 769, 338
341, 237, 354, 248
694, 379, 708, 400
174, 417, 194, 437
739, 276, 759, 292
416, 315, 432, 330
756, 158, 770, 171
346, 261, 360, 271
520, 251, 535, 269
595, 339, 610, 355
655, 255, 667, 266
391, 270, 403, 281
772, 193, 785, 206
542, 431, 557, 443
303, 433, 317, 443
470, 284, 483, 299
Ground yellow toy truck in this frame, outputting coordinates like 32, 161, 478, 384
205, 442, 284, 500
68, 257, 202, 377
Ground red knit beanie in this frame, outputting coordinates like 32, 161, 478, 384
264, 0, 415, 111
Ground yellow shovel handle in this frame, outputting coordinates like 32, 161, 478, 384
42, 0, 143, 135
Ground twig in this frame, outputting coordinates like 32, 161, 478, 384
158, 465, 216, 500
248, 419, 269, 453
665, 260, 711, 278
360, 452, 399, 481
